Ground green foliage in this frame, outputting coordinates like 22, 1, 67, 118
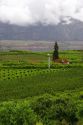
0, 50, 82, 124
0, 94, 82, 125
53, 42, 59, 61
49, 98, 78, 125
0, 102, 37, 125
31, 95, 79, 125
0, 67, 83, 101
31, 94, 53, 119
78, 103, 83, 118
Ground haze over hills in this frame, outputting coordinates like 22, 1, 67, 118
0, 20, 83, 51
0, 20, 83, 41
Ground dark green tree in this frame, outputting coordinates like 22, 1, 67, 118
53, 41, 59, 61
49, 98, 78, 125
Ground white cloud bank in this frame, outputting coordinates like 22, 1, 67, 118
0, 0, 83, 26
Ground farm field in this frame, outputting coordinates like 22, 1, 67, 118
0, 68, 83, 101
0, 50, 83, 125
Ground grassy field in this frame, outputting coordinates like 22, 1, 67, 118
0, 50, 83, 125
0, 50, 82, 100
0, 68, 83, 101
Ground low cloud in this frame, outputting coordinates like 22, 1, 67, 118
0, 0, 83, 26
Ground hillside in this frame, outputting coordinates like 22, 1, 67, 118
0, 20, 83, 41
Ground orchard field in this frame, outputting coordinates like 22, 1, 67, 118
0, 50, 83, 125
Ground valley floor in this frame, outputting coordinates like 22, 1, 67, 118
0, 50, 82, 125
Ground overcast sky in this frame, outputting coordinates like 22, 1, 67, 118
0, 0, 83, 26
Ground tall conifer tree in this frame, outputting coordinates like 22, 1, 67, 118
53, 41, 59, 61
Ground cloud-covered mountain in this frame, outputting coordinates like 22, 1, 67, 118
0, 0, 83, 26
0, 0, 83, 41
0, 20, 83, 41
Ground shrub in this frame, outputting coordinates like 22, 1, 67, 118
78, 104, 83, 118
31, 95, 79, 125
0, 102, 37, 125
49, 98, 78, 125
31, 94, 53, 123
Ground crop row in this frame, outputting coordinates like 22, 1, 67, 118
0, 69, 59, 80
0, 67, 83, 101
